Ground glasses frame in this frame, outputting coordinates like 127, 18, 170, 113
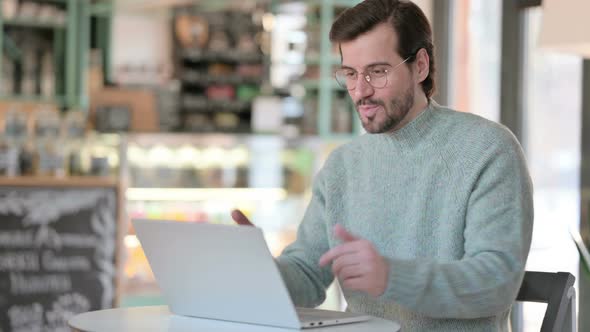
334, 55, 414, 91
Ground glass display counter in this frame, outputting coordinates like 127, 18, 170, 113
117, 133, 347, 309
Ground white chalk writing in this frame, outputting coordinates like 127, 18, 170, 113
42, 251, 91, 272
0, 188, 117, 311
45, 293, 91, 332
10, 273, 72, 295
0, 252, 39, 271
34, 226, 62, 249
0, 231, 34, 247
0, 189, 108, 226
7, 303, 43, 332
60, 233, 99, 248
90, 192, 117, 308
30, 228, 100, 250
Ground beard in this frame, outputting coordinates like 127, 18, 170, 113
356, 85, 415, 134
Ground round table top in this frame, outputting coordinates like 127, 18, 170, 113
69, 306, 401, 332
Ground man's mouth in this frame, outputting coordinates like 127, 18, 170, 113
358, 104, 381, 119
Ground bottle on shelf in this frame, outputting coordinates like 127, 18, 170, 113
0, 106, 27, 176
40, 51, 55, 98
1, 56, 15, 96
20, 45, 37, 96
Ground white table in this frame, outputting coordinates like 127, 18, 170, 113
69, 306, 401, 332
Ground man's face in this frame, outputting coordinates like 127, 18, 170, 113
340, 23, 416, 134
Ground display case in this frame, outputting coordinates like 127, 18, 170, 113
0, 0, 92, 109
1, 130, 346, 308
118, 133, 347, 308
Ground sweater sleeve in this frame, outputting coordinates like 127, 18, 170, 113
378, 131, 534, 319
275, 168, 335, 308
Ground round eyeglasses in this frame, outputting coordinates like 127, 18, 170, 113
334, 56, 412, 91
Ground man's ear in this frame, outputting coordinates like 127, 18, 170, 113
414, 48, 430, 84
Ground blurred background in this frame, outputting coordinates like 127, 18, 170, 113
0, 0, 589, 331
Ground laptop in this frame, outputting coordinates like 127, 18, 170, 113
132, 219, 374, 329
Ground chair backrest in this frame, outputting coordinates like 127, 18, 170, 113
516, 271, 576, 332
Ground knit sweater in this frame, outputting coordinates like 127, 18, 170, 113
276, 102, 534, 331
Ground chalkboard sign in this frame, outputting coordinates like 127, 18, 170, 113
0, 186, 118, 332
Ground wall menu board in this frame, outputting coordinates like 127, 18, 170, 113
0, 182, 119, 332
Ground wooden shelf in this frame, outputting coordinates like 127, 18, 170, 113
0, 176, 119, 188
0, 95, 66, 106
183, 50, 263, 63
182, 96, 251, 113
181, 72, 262, 86
2, 18, 66, 30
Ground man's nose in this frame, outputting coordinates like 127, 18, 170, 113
353, 74, 374, 100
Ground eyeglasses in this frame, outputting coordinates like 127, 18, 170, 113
334, 56, 412, 91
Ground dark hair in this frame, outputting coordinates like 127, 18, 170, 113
329, 0, 436, 99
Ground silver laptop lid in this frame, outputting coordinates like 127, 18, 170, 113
132, 219, 302, 329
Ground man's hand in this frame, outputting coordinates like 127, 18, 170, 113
231, 209, 254, 226
319, 224, 389, 298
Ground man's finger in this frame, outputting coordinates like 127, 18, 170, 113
231, 209, 253, 226
334, 224, 358, 242
319, 242, 357, 267
337, 265, 363, 281
332, 253, 361, 277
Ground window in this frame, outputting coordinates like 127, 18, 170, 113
450, 0, 502, 121
521, 7, 582, 331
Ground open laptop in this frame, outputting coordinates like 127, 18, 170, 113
132, 219, 374, 329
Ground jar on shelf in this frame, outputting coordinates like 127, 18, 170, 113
62, 110, 87, 176
32, 108, 66, 177
0, 106, 28, 176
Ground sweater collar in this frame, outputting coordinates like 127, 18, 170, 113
377, 100, 439, 147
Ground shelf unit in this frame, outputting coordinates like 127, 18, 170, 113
272, 0, 362, 138
173, 5, 268, 133
0, 0, 91, 110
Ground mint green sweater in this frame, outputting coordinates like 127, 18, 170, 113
276, 103, 534, 331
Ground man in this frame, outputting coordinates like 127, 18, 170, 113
233, 0, 533, 331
